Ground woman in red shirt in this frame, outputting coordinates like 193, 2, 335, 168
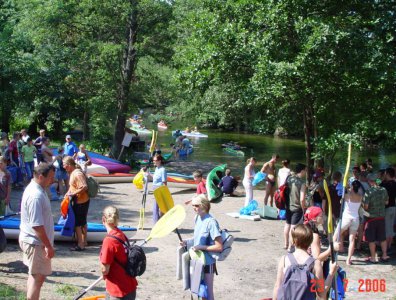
100, 206, 138, 300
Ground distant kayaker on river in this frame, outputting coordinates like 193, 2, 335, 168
261, 154, 279, 207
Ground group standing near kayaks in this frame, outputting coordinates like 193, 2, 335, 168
1, 125, 396, 300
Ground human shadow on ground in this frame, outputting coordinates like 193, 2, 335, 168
233, 237, 257, 243
0, 260, 28, 273
171, 189, 195, 196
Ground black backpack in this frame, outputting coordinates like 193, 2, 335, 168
107, 234, 146, 277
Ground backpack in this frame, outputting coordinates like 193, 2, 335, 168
210, 229, 234, 261
107, 235, 146, 277
275, 178, 290, 210
87, 176, 99, 198
277, 253, 316, 300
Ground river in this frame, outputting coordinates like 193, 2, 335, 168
140, 128, 395, 177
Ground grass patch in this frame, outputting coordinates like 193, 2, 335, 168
0, 283, 26, 300
55, 283, 79, 298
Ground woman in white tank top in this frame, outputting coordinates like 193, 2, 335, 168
334, 180, 363, 265
243, 157, 256, 207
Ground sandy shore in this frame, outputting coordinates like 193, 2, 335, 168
0, 181, 395, 300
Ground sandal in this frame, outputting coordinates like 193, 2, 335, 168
363, 257, 377, 264
70, 246, 85, 251
380, 257, 390, 263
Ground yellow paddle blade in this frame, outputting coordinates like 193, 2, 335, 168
154, 186, 175, 214
146, 204, 186, 241
149, 130, 157, 153
133, 171, 144, 190
342, 142, 352, 188
138, 208, 145, 230
323, 179, 333, 234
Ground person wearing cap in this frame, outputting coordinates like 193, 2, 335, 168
284, 163, 307, 252
180, 194, 223, 300
63, 135, 78, 157
362, 172, 389, 263
303, 206, 337, 262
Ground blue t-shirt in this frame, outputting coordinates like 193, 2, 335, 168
219, 175, 237, 194
193, 214, 221, 265
153, 166, 167, 188
64, 142, 78, 157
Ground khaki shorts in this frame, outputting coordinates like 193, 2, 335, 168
19, 241, 52, 276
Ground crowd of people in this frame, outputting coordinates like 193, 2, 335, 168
1, 127, 396, 299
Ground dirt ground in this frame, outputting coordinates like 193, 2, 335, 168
1, 181, 395, 300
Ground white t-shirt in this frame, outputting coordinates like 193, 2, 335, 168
278, 167, 291, 186
19, 181, 54, 246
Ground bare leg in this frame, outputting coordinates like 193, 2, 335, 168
27, 274, 46, 300
288, 224, 296, 251
283, 223, 291, 249
75, 226, 85, 249
356, 224, 364, 250
82, 224, 88, 247
346, 233, 356, 265
204, 272, 215, 300
264, 183, 271, 206
368, 242, 376, 262
269, 186, 276, 207
380, 240, 389, 260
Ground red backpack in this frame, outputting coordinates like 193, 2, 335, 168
275, 177, 290, 209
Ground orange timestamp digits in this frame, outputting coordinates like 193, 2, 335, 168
310, 278, 386, 293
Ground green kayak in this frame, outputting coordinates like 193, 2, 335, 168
138, 152, 173, 165
223, 147, 245, 157
206, 164, 227, 201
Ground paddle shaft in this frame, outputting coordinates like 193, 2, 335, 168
73, 276, 103, 300
0, 212, 20, 220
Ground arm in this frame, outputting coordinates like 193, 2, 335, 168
193, 236, 223, 252
5, 175, 11, 205
69, 172, 88, 196
101, 263, 111, 276
311, 233, 321, 260
300, 183, 307, 210
32, 225, 55, 259
85, 151, 91, 165
272, 255, 285, 300
261, 162, 268, 173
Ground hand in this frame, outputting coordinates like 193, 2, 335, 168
45, 245, 55, 259
179, 240, 187, 247
333, 242, 340, 252
191, 245, 205, 251
184, 199, 192, 205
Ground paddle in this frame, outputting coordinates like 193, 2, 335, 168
73, 205, 186, 300
153, 186, 185, 246
0, 212, 20, 220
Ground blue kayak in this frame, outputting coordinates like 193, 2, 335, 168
0, 218, 137, 242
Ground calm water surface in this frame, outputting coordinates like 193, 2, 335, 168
142, 128, 396, 177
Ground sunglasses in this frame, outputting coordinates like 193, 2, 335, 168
192, 204, 200, 208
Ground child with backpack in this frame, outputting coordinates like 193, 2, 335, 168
100, 205, 139, 300
273, 224, 338, 300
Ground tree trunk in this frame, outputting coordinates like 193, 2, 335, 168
113, 0, 138, 158
82, 110, 89, 141
303, 105, 314, 180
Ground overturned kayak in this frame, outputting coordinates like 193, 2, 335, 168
0, 218, 137, 242
177, 145, 194, 156
206, 164, 227, 201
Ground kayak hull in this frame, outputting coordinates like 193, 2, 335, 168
206, 164, 227, 201
223, 147, 245, 157
172, 130, 208, 138
0, 218, 136, 242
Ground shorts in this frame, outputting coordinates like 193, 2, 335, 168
385, 207, 396, 238
19, 241, 52, 276
285, 209, 303, 225
72, 199, 90, 227
204, 263, 217, 274
364, 218, 386, 243
340, 216, 359, 234
106, 290, 136, 300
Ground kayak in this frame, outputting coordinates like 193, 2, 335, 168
223, 147, 245, 157
138, 153, 173, 165
177, 145, 194, 156
206, 164, 227, 201
128, 122, 152, 136
172, 130, 208, 138
0, 218, 136, 242
90, 172, 196, 188
157, 123, 168, 130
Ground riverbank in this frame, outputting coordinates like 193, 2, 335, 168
1, 182, 395, 300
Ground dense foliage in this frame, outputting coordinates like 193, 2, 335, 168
0, 0, 395, 170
